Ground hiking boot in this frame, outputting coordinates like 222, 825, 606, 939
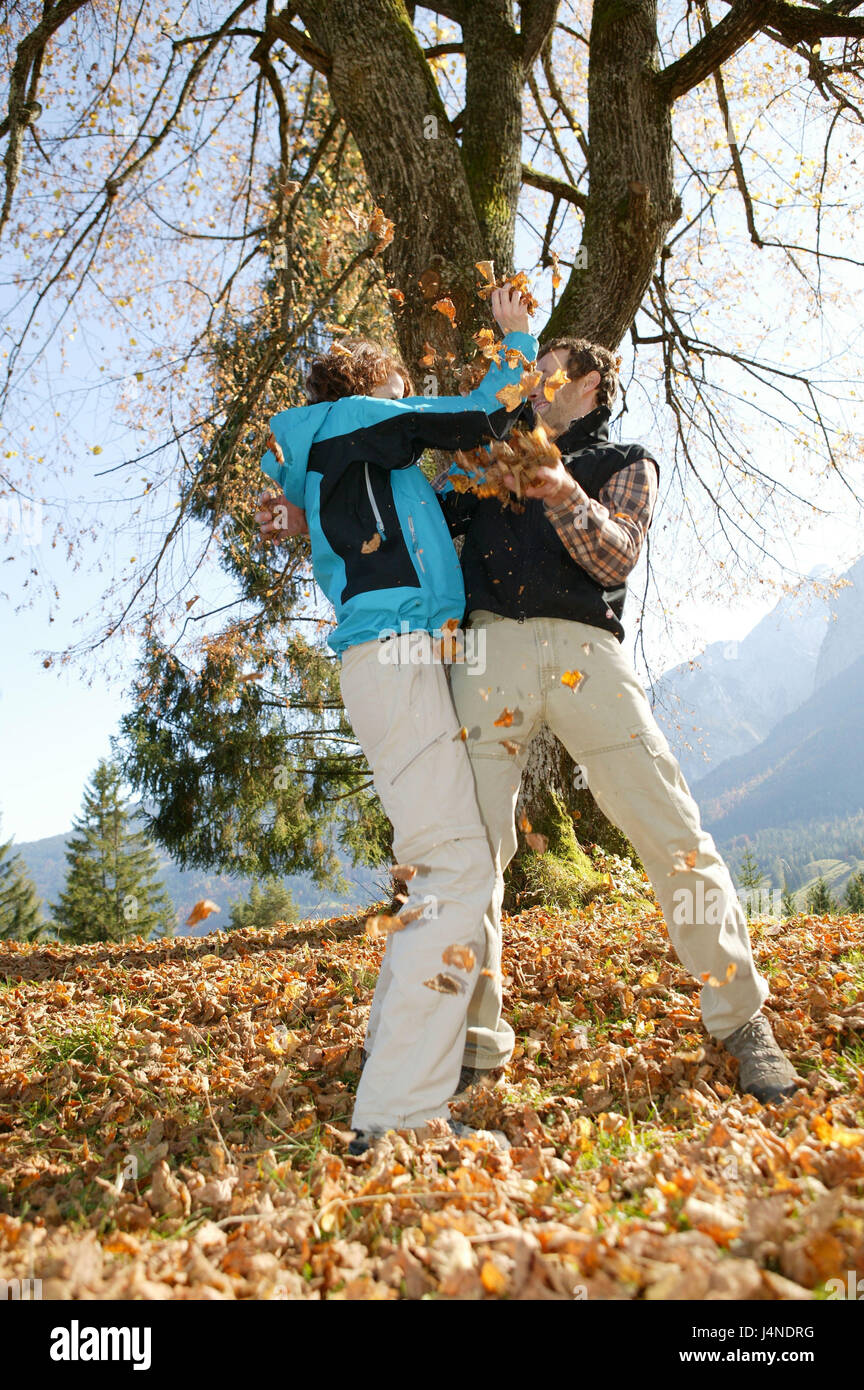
721, 1012, 801, 1104
348, 1119, 509, 1157
451, 1063, 506, 1100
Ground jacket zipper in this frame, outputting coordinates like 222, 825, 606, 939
406, 513, 426, 574
364, 461, 386, 540
515, 500, 541, 621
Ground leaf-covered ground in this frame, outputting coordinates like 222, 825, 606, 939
1, 902, 863, 1300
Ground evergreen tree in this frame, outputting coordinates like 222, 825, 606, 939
0, 823, 44, 941
228, 878, 299, 932
845, 871, 864, 914
52, 760, 175, 943
781, 880, 798, 919
735, 846, 765, 919
807, 877, 837, 915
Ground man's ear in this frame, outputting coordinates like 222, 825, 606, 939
582, 369, 601, 395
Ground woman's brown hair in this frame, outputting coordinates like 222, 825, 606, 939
304, 337, 415, 403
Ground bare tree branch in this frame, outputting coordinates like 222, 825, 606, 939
521, 161, 588, 211
659, 0, 772, 101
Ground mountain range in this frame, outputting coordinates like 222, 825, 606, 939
651, 554, 864, 890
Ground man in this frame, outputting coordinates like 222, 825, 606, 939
436, 338, 801, 1105
256, 288, 538, 1151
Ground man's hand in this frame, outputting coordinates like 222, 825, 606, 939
256, 489, 308, 542
490, 284, 531, 336
500, 461, 577, 505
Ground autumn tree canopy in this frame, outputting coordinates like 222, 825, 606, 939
2, 1, 863, 877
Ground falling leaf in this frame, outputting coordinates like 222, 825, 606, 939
499, 739, 519, 756
186, 899, 220, 927
185, 595, 199, 611
442, 944, 476, 972
700, 962, 738, 988
423, 973, 464, 995
391, 863, 418, 881
432, 297, 456, 324
475, 260, 496, 289
495, 382, 526, 412
398, 904, 428, 925
454, 726, 469, 741
419, 341, 437, 367
368, 207, 394, 252
365, 913, 406, 939
668, 848, 699, 876
265, 429, 284, 466
238, 671, 264, 683
281, 179, 301, 195
361, 533, 381, 554
473, 327, 500, 358
561, 670, 583, 689
543, 368, 569, 400
581, 642, 592, 654
519, 815, 532, 832
388, 288, 405, 306
551, 250, 561, 289
494, 707, 516, 727
526, 832, 548, 854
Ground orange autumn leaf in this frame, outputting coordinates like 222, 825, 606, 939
391, 863, 418, 880
494, 707, 516, 727
543, 367, 569, 400
423, 973, 463, 995
388, 288, 405, 306
186, 899, 220, 927
480, 1260, 508, 1295
495, 382, 525, 412
368, 206, 394, 251
432, 297, 456, 324
561, 669, 583, 689
519, 815, 532, 832
499, 738, 519, 756
700, 962, 738, 988
475, 260, 496, 288
442, 943, 476, 972
525, 831, 548, 854
361, 533, 381, 554
551, 249, 561, 289
365, 913, 406, 939
419, 341, 437, 367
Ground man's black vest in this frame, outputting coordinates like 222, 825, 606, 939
442, 405, 658, 642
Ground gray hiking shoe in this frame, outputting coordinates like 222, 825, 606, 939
722, 1013, 801, 1104
451, 1064, 505, 1099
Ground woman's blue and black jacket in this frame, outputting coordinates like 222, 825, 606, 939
260, 331, 538, 655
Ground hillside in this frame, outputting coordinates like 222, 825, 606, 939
694, 653, 864, 841
1, 903, 863, 1301
14, 825, 382, 935
650, 577, 831, 785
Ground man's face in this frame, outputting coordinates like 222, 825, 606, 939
528, 350, 600, 438
370, 370, 407, 400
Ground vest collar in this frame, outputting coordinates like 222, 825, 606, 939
555, 405, 610, 453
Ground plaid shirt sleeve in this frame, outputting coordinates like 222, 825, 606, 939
543, 458, 658, 586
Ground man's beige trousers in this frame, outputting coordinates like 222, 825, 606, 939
340, 632, 495, 1132
449, 611, 769, 1068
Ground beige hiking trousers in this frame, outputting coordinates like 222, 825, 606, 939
340, 632, 495, 1132
449, 611, 769, 1065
